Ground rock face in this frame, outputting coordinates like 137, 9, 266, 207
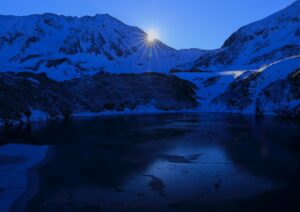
0, 72, 197, 125
186, 0, 300, 71
0, 14, 205, 81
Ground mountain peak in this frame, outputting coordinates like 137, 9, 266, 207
0, 13, 204, 80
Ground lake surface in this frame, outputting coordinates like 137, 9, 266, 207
1, 113, 300, 211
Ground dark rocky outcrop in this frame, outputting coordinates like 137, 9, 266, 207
0, 72, 198, 125
213, 72, 261, 110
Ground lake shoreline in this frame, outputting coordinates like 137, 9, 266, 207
10, 146, 55, 212
1, 108, 289, 130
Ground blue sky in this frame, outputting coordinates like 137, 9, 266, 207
0, 0, 295, 49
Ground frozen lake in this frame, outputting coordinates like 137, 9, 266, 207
1, 113, 300, 211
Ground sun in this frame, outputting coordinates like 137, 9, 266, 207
146, 29, 159, 44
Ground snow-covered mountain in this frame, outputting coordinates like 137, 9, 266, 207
178, 0, 300, 71
0, 1, 300, 125
174, 1, 300, 117
0, 13, 204, 80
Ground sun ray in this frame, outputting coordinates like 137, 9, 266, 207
129, 25, 165, 72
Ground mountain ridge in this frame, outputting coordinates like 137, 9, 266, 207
0, 1, 300, 125
0, 13, 205, 80
179, 0, 300, 71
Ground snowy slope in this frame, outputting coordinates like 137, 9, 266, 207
0, 13, 205, 81
175, 56, 300, 117
186, 0, 300, 71
212, 56, 300, 116
171, 1, 300, 117
174, 71, 241, 110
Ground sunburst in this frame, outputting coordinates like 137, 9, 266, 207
146, 29, 159, 44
